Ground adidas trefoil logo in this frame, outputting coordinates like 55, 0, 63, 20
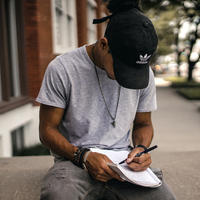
136, 54, 151, 64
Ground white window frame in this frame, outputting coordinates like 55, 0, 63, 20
51, 0, 77, 54
87, 0, 97, 44
0, 136, 2, 157
8, 0, 21, 97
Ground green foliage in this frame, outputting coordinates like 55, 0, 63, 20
165, 76, 200, 99
165, 76, 188, 83
142, 4, 178, 60
141, 0, 182, 12
177, 88, 200, 100
165, 76, 200, 88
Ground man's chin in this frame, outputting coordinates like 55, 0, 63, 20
108, 75, 115, 80
107, 73, 116, 80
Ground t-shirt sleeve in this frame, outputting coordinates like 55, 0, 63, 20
136, 68, 157, 112
36, 58, 71, 108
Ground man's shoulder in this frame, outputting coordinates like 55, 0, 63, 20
57, 46, 86, 66
46, 46, 86, 74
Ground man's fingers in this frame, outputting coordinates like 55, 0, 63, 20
128, 157, 151, 171
126, 148, 145, 163
102, 157, 124, 181
132, 153, 151, 164
88, 167, 111, 182
104, 165, 124, 181
86, 153, 124, 182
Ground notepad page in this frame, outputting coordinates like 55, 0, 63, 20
90, 148, 162, 188
108, 163, 161, 187
119, 164, 161, 187
90, 148, 129, 163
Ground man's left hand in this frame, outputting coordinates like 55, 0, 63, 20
126, 147, 152, 172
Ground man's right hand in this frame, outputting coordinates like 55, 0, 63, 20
85, 152, 124, 182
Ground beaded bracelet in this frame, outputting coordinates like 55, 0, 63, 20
72, 147, 90, 169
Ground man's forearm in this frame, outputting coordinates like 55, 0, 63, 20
132, 124, 154, 148
40, 126, 77, 160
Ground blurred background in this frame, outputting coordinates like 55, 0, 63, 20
0, 0, 200, 158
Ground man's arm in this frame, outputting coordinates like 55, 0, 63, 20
39, 104, 77, 160
126, 112, 153, 171
132, 112, 153, 148
39, 104, 122, 182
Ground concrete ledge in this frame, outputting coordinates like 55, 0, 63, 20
0, 152, 200, 200
0, 156, 53, 200
151, 151, 200, 200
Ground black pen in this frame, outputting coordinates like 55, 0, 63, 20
119, 145, 158, 165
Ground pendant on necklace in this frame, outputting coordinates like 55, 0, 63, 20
111, 121, 116, 127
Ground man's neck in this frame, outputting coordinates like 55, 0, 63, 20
86, 44, 104, 70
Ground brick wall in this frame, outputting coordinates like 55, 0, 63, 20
96, 0, 104, 39
23, 0, 105, 99
23, 0, 55, 99
76, 0, 88, 46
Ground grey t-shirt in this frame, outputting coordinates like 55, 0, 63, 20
36, 46, 157, 151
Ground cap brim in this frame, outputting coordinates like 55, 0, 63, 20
113, 56, 149, 89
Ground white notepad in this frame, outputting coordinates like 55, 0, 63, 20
90, 148, 162, 188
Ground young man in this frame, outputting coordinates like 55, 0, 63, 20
36, 1, 176, 199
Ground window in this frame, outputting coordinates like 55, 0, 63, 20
7, 0, 21, 97
51, 0, 77, 54
87, 0, 97, 44
11, 126, 25, 156
0, 136, 2, 157
0, 0, 29, 113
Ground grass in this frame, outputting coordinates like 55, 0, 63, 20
165, 76, 200, 100
177, 88, 200, 100
165, 76, 200, 88
165, 76, 187, 83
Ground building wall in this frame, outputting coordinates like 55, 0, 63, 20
0, 0, 106, 157
24, 0, 55, 99
0, 104, 40, 157
24, 0, 105, 99
76, 0, 88, 46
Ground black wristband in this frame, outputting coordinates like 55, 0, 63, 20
72, 147, 90, 169
79, 148, 90, 169
72, 147, 82, 167
135, 144, 147, 151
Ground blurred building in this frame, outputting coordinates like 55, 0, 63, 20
0, 0, 106, 157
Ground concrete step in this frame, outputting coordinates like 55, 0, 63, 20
0, 154, 200, 200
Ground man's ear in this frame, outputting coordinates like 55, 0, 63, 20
99, 37, 109, 50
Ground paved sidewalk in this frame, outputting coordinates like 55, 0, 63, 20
150, 82, 200, 200
151, 86, 200, 152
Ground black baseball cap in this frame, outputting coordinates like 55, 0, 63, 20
93, 7, 158, 89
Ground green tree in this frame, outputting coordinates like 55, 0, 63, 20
141, 0, 200, 81
103, 0, 200, 80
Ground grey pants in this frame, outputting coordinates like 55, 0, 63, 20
40, 159, 176, 200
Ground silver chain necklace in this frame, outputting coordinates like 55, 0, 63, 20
93, 60, 121, 128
